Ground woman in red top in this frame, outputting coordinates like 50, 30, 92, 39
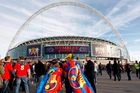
1, 56, 13, 93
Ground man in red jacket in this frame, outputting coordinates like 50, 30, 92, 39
1, 56, 13, 93
14, 56, 31, 93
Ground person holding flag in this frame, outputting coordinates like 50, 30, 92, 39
36, 59, 62, 93
64, 53, 95, 93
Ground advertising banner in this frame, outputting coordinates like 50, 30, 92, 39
27, 45, 41, 57
93, 44, 107, 57
44, 46, 89, 54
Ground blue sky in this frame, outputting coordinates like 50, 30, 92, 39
0, 0, 140, 61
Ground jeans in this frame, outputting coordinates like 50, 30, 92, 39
2, 80, 9, 93
15, 76, 29, 93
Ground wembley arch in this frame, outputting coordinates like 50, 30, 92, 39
7, 0, 130, 61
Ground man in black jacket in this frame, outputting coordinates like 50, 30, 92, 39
112, 60, 120, 81
106, 61, 112, 79
125, 62, 131, 80
35, 60, 46, 85
84, 57, 96, 93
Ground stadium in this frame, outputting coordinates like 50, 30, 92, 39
7, 36, 127, 64
6, 1, 130, 64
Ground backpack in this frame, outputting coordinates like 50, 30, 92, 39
0, 64, 4, 88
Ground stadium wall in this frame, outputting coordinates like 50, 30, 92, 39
7, 36, 125, 61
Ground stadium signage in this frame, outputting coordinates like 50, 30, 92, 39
92, 44, 107, 56
27, 45, 41, 57
44, 46, 89, 54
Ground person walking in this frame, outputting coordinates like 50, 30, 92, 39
98, 63, 103, 76
125, 62, 131, 80
117, 61, 123, 81
62, 59, 73, 93
35, 60, 46, 86
65, 54, 95, 93
85, 57, 96, 93
112, 60, 120, 81
0, 59, 4, 92
36, 59, 63, 93
1, 56, 13, 93
94, 61, 98, 84
106, 61, 112, 79
14, 56, 30, 93
138, 61, 140, 79
134, 61, 139, 78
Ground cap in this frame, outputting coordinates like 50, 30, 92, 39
64, 53, 73, 59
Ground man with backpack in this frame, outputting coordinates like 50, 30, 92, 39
0, 58, 4, 92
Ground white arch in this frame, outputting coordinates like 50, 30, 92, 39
7, 1, 130, 60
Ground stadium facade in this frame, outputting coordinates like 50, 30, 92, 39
7, 36, 127, 62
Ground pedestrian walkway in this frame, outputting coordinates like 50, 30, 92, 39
96, 71, 140, 93
21, 71, 140, 93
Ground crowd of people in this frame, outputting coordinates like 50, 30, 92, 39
0, 54, 140, 93
106, 60, 140, 81
0, 55, 96, 93
0, 56, 30, 93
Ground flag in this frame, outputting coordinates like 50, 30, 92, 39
36, 66, 62, 93
67, 59, 95, 93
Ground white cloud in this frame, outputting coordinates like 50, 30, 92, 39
91, 0, 140, 37
11, 5, 98, 43
91, 0, 129, 30
30, 0, 54, 7
31, 0, 45, 7
112, 4, 140, 27
0, 3, 32, 16
0, 13, 21, 24
0, 25, 17, 56
0, 0, 140, 59
130, 51, 140, 61
9, 0, 140, 46
134, 39, 140, 43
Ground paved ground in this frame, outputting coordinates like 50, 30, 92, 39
20, 71, 140, 93
96, 72, 140, 93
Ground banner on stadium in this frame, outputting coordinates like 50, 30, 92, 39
92, 44, 107, 57
27, 45, 41, 57
44, 46, 89, 54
